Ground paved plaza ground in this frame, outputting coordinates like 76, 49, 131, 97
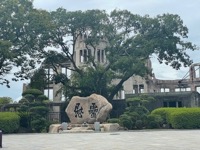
1, 130, 200, 150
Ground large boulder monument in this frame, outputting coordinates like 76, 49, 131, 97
66, 94, 112, 124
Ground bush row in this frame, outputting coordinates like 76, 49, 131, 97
0, 112, 20, 133
108, 112, 163, 129
151, 108, 200, 129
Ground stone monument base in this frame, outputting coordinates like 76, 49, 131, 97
62, 127, 94, 133
49, 124, 61, 134
49, 123, 120, 133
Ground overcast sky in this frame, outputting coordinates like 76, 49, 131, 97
0, 0, 200, 100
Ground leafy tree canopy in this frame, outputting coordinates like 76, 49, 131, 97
21, 88, 48, 103
0, 0, 51, 87
0, 0, 197, 101
41, 9, 196, 100
29, 68, 47, 91
0, 97, 13, 105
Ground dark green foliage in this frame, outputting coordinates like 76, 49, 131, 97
45, 9, 196, 101
30, 117, 47, 133
119, 95, 155, 129
124, 111, 140, 127
151, 108, 178, 124
24, 94, 35, 102
119, 114, 133, 129
107, 118, 119, 123
17, 88, 50, 133
151, 108, 200, 129
147, 121, 160, 129
17, 105, 31, 132
18, 98, 29, 104
22, 89, 43, 97
0, 112, 20, 133
18, 105, 29, 112
18, 112, 30, 128
37, 95, 48, 102
169, 109, 200, 129
135, 120, 143, 129
22, 89, 47, 103
30, 106, 49, 118
146, 114, 163, 129
29, 106, 49, 133
0, 97, 13, 104
29, 68, 47, 91
0, 0, 196, 101
17, 104, 49, 133
60, 101, 70, 122
126, 95, 155, 107
0, 0, 51, 86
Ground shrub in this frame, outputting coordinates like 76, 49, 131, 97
135, 120, 143, 129
24, 94, 35, 102
0, 112, 20, 133
146, 114, 163, 129
37, 95, 48, 102
149, 121, 160, 129
0, 97, 13, 104
107, 118, 119, 123
31, 117, 47, 132
151, 108, 178, 124
18, 112, 31, 128
18, 104, 29, 112
151, 108, 200, 129
30, 106, 49, 118
169, 109, 200, 129
29, 106, 49, 132
119, 114, 133, 129
22, 89, 43, 97
18, 98, 29, 104
126, 111, 139, 121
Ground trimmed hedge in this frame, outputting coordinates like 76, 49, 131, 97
151, 108, 178, 123
0, 112, 20, 133
170, 109, 200, 129
151, 108, 200, 129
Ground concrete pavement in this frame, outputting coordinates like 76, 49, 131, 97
1, 130, 200, 150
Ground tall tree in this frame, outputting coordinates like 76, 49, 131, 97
40, 9, 196, 101
0, 97, 13, 105
1, 1, 196, 100
29, 68, 47, 91
0, 0, 51, 87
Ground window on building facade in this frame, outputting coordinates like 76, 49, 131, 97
161, 88, 170, 92
101, 50, 104, 63
194, 66, 200, 78
88, 49, 91, 58
45, 68, 54, 83
163, 101, 182, 107
80, 49, 90, 63
97, 49, 101, 62
80, 50, 83, 63
83, 49, 87, 62
133, 84, 144, 94
196, 87, 200, 93
44, 88, 53, 101
186, 87, 191, 91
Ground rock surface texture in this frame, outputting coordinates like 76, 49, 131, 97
49, 124, 61, 133
66, 94, 112, 124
